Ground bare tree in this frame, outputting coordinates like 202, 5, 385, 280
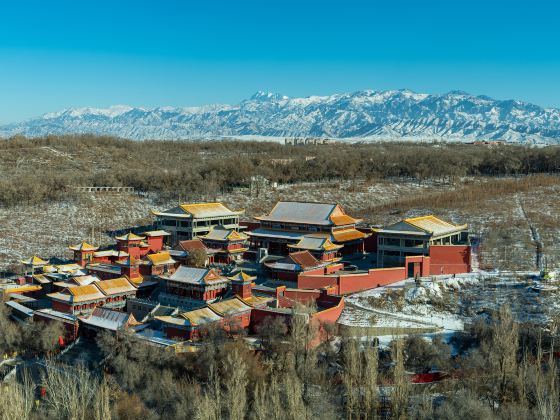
222, 349, 248, 420
488, 305, 519, 402
283, 353, 308, 420
194, 392, 220, 420
0, 371, 34, 420
93, 375, 112, 420
251, 382, 268, 420
363, 341, 379, 419
391, 339, 409, 419
534, 342, 558, 419
342, 337, 360, 419
40, 362, 99, 420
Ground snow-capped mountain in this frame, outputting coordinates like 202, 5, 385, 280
2, 89, 560, 143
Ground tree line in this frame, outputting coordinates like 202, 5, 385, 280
0, 135, 558, 206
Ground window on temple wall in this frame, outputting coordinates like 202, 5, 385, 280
405, 239, 423, 248
385, 251, 400, 257
385, 238, 401, 246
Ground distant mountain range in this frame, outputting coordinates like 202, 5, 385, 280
2, 89, 560, 143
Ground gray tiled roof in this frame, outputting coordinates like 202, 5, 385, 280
167, 266, 208, 284
257, 201, 336, 225
80, 307, 134, 331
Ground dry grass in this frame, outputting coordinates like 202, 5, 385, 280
368, 175, 559, 213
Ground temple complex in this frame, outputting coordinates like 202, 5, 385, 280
4, 200, 473, 350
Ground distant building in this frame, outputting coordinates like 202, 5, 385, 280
47, 278, 138, 315
176, 238, 213, 265
20, 255, 49, 276
264, 250, 331, 282
79, 307, 141, 336
152, 202, 244, 243
248, 201, 369, 255
376, 215, 469, 268
68, 242, 99, 267
141, 251, 177, 277
199, 225, 249, 263
158, 266, 230, 310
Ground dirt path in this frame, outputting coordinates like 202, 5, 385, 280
516, 195, 544, 271
345, 301, 441, 328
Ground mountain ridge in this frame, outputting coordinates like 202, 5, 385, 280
2, 89, 560, 144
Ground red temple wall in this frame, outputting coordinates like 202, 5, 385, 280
221, 311, 251, 330
147, 236, 165, 252
249, 309, 291, 333
429, 245, 471, 275
164, 326, 191, 340
297, 274, 338, 290
52, 301, 73, 314
298, 266, 407, 294
312, 297, 344, 324
337, 267, 406, 294
283, 289, 322, 303
405, 255, 431, 277
239, 221, 260, 232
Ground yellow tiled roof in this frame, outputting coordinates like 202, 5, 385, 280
146, 252, 175, 266
288, 235, 343, 251
7, 285, 42, 294
143, 230, 171, 237
404, 215, 467, 236
55, 263, 83, 273
32, 274, 51, 284
95, 278, 137, 295
227, 271, 256, 283
20, 255, 48, 266
331, 228, 368, 243
126, 274, 144, 286
93, 250, 129, 258
180, 202, 242, 218
61, 284, 106, 302
330, 214, 359, 226
155, 315, 189, 326
209, 297, 252, 316
69, 242, 99, 251
115, 233, 144, 241
72, 275, 99, 286
240, 294, 275, 307
180, 307, 222, 326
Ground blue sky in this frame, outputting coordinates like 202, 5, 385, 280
1, 0, 559, 123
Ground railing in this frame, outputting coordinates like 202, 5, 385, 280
70, 186, 135, 193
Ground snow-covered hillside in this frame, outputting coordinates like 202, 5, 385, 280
2, 89, 560, 143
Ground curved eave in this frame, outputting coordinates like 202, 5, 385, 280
151, 210, 192, 219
